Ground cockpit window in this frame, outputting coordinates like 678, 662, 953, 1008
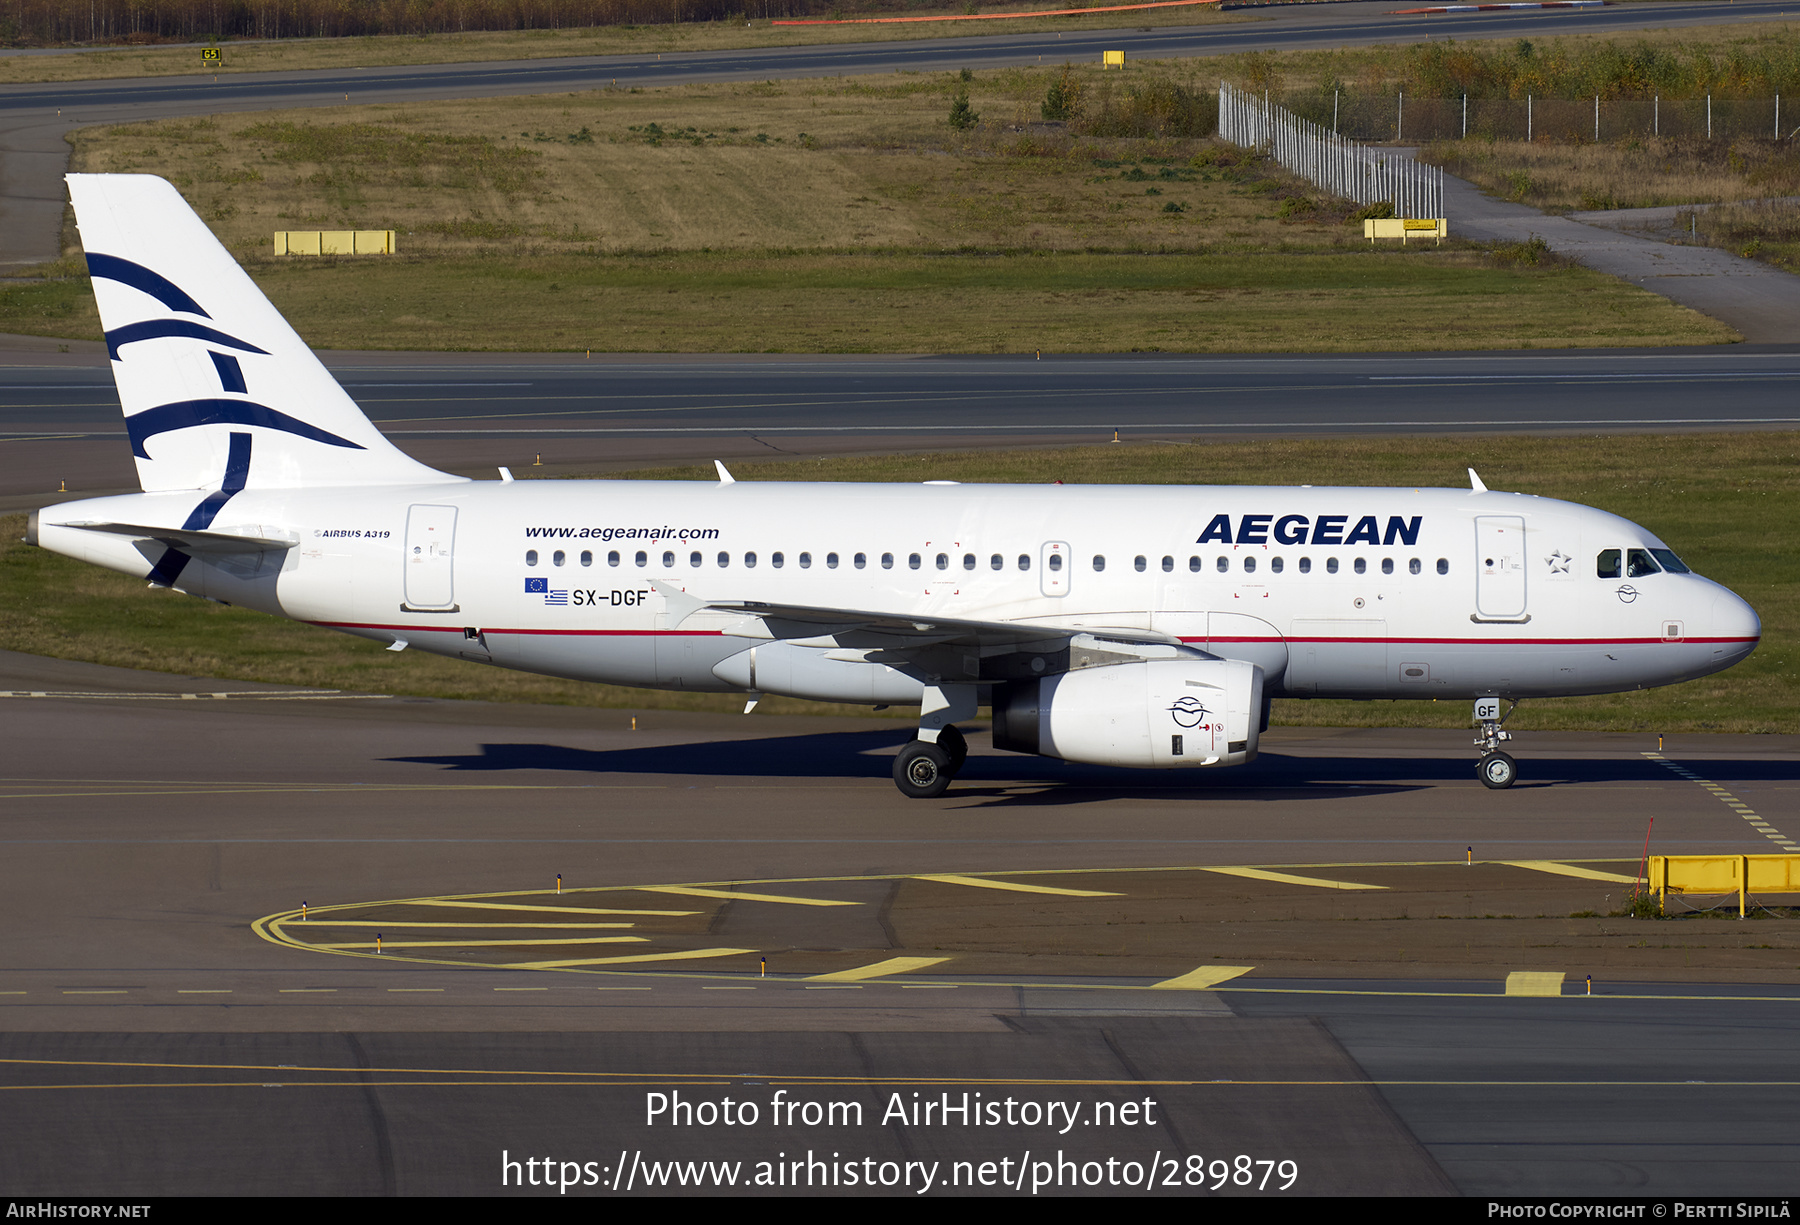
1596, 549, 1621, 579
1650, 548, 1691, 574
1626, 549, 1661, 578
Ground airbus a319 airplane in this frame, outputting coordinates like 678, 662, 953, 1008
28, 176, 1762, 797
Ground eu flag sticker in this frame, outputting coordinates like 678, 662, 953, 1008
525, 577, 548, 593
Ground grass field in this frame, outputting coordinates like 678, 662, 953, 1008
0, 69, 1730, 352
0, 3, 1245, 85
5, 433, 1793, 733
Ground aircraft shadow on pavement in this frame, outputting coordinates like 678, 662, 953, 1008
388, 733, 1795, 799
376, 728, 1637, 802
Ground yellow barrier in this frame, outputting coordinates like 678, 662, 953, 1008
1103, 50, 1125, 68
1364, 218, 1447, 244
273, 230, 395, 256
1650, 854, 1800, 918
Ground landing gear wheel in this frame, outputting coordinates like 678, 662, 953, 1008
936, 725, 968, 775
1478, 751, 1518, 790
894, 740, 953, 799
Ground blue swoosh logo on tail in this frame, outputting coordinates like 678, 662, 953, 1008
126, 399, 365, 459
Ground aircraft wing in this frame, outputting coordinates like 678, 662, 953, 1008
662, 586, 1183, 651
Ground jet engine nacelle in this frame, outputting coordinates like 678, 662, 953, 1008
991, 658, 1265, 768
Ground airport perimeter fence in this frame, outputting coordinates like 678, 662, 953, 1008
1265, 89, 1798, 144
1217, 82, 1444, 220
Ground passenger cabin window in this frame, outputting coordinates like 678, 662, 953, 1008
1270, 557, 1283, 574
689, 551, 701, 567
935, 553, 948, 571
799, 552, 812, 569
581, 550, 593, 567
1298, 557, 1311, 574
1381, 558, 1393, 575
635, 551, 647, 567
608, 550, 621, 567
663, 550, 675, 567
526, 550, 539, 567
963, 554, 976, 571
1092, 555, 1106, 572
991, 554, 1003, 571
717, 551, 730, 569
1326, 558, 1339, 574
1437, 558, 1449, 575
1409, 558, 1421, 575
1353, 558, 1366, 575
1188, 556, 1201, 573
908, 553, 921, 570
1017, 555, 1031, 571
1243, 557, 1256, 573
1216, 557, 1228, 573
771, 552, 784, 569
1134, 556, 1146, 572
827, 553, 839, 569
882, 553, 894, 570
744, 552, 757, 568
553, 550, 566, 567
1162, 556, 1174, 573
1048, 554, 1063, 572
853, 553, 866, 569
1626, 549, 1661, 578
1596, 549, 1622, 579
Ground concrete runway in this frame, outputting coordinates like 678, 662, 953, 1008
3, 0, 1795, 264
2, 649, 1797, 1195
6, 342, 1800, 509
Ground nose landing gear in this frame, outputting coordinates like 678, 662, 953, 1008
1474, 696, 1519, 789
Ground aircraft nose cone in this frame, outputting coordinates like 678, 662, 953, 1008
1709, 589, 1761, 667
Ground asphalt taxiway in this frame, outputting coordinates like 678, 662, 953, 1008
2, 648, 1797, 1195
6, 344, 1800, 509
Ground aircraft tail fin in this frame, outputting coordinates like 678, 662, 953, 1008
67, 174, 459, 493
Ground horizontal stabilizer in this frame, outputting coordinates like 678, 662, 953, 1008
63, 520, 299, 554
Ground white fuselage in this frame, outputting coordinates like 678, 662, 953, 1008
35, 479, 1762, 704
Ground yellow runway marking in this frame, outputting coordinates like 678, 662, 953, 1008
275, 921, 637, 929
1505, 971, 1566, 997
1503, 860, 1641, 884
1645, 753, 1798, 848
317, 936, 647, 950
913, 874, 1120, 897
639, 886, 857, 907
1203, 867, 1384, 891
805, 956, 952, 983
1151, 965, 1255, 990
509, 947, 757, 970
390, 900, 696, 916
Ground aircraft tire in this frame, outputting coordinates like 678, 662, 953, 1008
936, 725, 968, 775
894, 741, 953, 798
1477, 751, 1518, 790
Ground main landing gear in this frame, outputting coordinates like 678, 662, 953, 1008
1474, 696, 1520, 790
894, 726, 967, 799
893, 684, 976, 799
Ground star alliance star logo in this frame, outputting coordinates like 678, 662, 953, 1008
1545, 549, 1571, 574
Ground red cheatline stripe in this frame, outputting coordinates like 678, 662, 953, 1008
773, 0, 1215, 24
310, 622, 1755, 648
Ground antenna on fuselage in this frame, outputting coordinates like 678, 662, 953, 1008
1467, 468, 1489, 493
714, 460, 736, 485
